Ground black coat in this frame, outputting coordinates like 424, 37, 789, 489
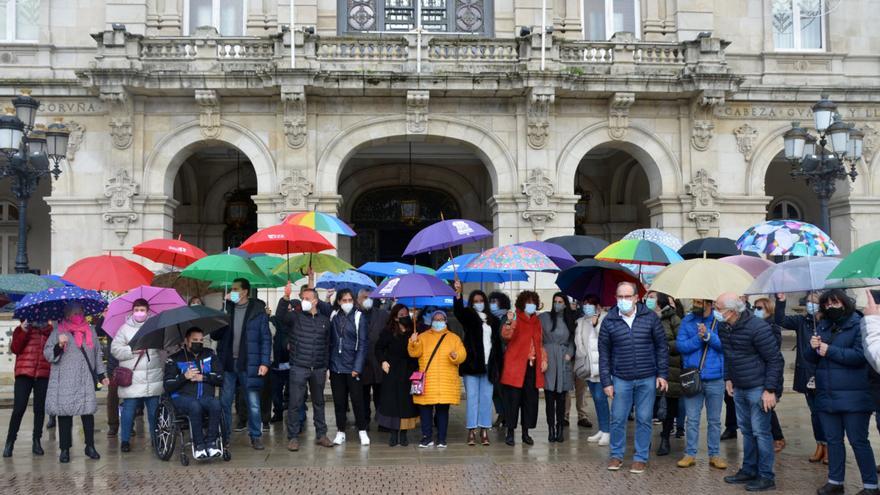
279, 301, 332, 369
360, 308, 390, 385
163, 348, 224, 399
271, 300, 291, 366
806, 312, 874, 413
453, 296, 503, 383
375, 328, 419, 420
774, 299, 818, 394
214, 298, 271, 389
719, 311, 784, 392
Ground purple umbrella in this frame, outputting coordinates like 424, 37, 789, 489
719, 255, 775, 279
370, 273, 456, 300
402, 219, 492, 257
103, 285, 186, 338
517, 241, 577, 270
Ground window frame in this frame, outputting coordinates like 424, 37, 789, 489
337, 0, 494, 36
2, 0, 41, 44
183, 0, 249, 37
772, 0, 826, 52
580, 0, 641, 41
767, 197, 804, 221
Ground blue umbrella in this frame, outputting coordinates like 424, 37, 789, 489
316, 270, 377, 294
435, 254, 529, 284
357, 262, 435, 278
14, 286, 108, 322
43, 274, 77, 287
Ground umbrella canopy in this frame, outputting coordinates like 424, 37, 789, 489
623, 229, 683, 250
435, 253, 529, 284
239, 223, 334, 255
0, 273, 64, 296
102, 285, 186, 337
408, 296, 455, 308
827, 240, 880, 280
43, 275, 76, 287
555, 258, 645, 307
649, 258, 754, 301
544, 235, 609, 260
316, 270, 377, 295
466, 245, 559, 273
273, 253, 354, 277
370, 273, 456, 300
516, 241, 577, 270
737, 220, 839, 257
719, 255, 775, 279
62, 254, 155, 292
595, 239, 684, 266
357, 262, 436, 278
746, 256, 879, 295
402, 219, 492, 257
246, 255, 302, 288
133, 238, 207, 268
151, 271, 221, 299
128, 305, 229, 352
678, 237, 741, 260
14, 286, 107, 322
180, 253, 271, 287
282, 211, 357, 237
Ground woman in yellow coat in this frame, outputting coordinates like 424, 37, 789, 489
408, 309, 466, 448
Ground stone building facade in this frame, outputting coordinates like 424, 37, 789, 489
0, 0, 878, 277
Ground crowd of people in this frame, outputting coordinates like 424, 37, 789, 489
7, 274, 880, 494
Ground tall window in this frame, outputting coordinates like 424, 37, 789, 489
0, 201, 18, 274
1, 0, 40, 42
772, 0, 824, 50
342, 0, 491, 34
582, 0, 639, 41
185, 0, 246, 36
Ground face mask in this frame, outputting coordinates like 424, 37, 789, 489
361, 299, 373, 310
398, 315, 412, 328
713, 309, 726, 322
645, 298, 657, 311
824, 306, 846, 321
754, 309, 765, 320
473, 302, 485, 313
583, 305, 596, 317
190, 342, 204, 354
300, 300, 313, 312
69, 314, 85, 325
806, 302, 819, 315
341, 303, 354, 314
132, 310, 148, 323
553, 303, 566, 313
423, 314, 433, 325
229, 291, 241, 304
489, 302, 499, 313
691, 305, 705, 315
617, 299, 633, 314
431, 321, 446, 331
189, 302, 201, 307
524, 303, 537, 315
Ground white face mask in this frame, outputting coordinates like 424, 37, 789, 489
341, 302, 354, 314
361, 298, 373, 310
301, 300, 314, 312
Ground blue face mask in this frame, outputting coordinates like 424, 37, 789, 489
229, 291, 241, 304
754, 309, 765, 319
473, 302, 485, 313
524, 303, 537, 315
645, 298, 657, 311
489, 302, 500, 313
553, 303, 566, 313
806, 302, 819, 315
617, 299, 633, 314
431, 321, 446, 331
423, 314, 433, 325
582, 304, 596, 317
713, 309, 726, 322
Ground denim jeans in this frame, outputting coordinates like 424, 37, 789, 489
733, 386, 775, 481
609, 376, 656, 462
463, 374, 494, 429
587, 381, 610, 432
221, 368, 262, 438
820, 411, 878, 488
683, 378, 724, 457
120, 395, 159, 444
172, 395, 222, 450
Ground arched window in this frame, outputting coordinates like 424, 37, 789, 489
768, 198, 803, 221
0, 201, 19, 274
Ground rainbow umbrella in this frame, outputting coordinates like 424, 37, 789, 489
736, 220, 839, 257
595, 239, 684, 266
282, 212, 356, 237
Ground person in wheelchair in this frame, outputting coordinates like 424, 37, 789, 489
163, 327, 224, 460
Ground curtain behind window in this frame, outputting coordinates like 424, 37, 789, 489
583, 0, 605, 40
611, 0, 635, 36
189, 0, 213, 34
219, 0, 244, 36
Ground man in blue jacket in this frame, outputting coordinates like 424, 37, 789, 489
599, 281, 669, 475
213, 277, 272, 450
716, 292, 784, 492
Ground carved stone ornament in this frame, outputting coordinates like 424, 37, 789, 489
733, 123, 759, 162
608, 92, 635, 140
522, 210, 556, 235
685, 168, 719, 210
687, 210, 720, 237
65, 120, 86, 161
406, 90, 429, 134
691, 120, 715, 152
690, 91, 724, 152
527, 90, 554, 149
100, 89, 133, 150
521, 168, 555, 209
279, 170, 313, 211
103, 168, 140, 245
195, 89, 221, 139
282, 90, 307, 148
863, 123, 878, 165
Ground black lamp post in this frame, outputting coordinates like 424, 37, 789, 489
782, 94, 863, 236
0, 90, 70, 274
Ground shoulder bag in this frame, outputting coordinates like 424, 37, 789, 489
113, 351, 144, 388
680, 321, 715, 397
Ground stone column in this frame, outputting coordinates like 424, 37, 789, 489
830, 197, 880, 254
642, 0, 666, 41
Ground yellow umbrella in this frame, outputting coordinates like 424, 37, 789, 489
648, 258, 754, 301
272, 253, 354, 276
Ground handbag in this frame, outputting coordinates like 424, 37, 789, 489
113, 351, 144, 388
680, 321, 715, 398
410, 334, 447, 396
655, 395, 668, 421
78, 345, 102, 391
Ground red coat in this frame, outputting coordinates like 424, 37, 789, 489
10, 323, 53, 379
500, 310, 545, 389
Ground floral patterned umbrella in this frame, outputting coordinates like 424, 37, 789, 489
465, 245, 559, 273
736, 220, 840, 257
623, 229, 684, 251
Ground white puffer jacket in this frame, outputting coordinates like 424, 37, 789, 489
573, 313, 604, 383
111, 316, 164, 399
862, 314, 880, 374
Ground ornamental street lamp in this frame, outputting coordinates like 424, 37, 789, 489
782, 94, 862, 236
0, 90, 70, 274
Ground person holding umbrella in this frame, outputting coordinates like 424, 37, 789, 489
327, 289, 371, 446
3, 318, 53, 457
43, 302, 109, 463
375, 304, 420, 446
540, 292, 578, 443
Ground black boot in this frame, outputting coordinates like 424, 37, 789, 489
657, 435, 671, 456
505, 428, 515, 446
32, 439, 43, 456
84, 445, 100, 460
46, 417, 55, 429
3, 440, 12, 458
388, 430, 399, 447
59, 449, 70, 463
521, 429, 534, 446
548, 425, 556, 443
399, 430, 409, 447
556, 425, 565, 443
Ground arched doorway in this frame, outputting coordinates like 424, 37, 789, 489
764, 150, 820, 225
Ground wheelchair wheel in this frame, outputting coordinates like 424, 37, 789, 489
154, 399, 178, 462
180, 451, 189, 466
222, 449, 231, 462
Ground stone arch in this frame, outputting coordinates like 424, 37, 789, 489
143, 120, 277, 197
556, 122, 682, 197
315, 115, 518, 196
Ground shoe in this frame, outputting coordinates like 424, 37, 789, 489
234, 422, 247, 433
724, 470, 757, 484
816, 483, 845, 495
745, 478, 776, 492
556, 426, 565, 443
389, 431, 399, 447
250, 437, 264, 450
481, 429, 490, 446
333, 432, 346, 445
653, 418, 662, 425
656, 436, 670, 456
59, 449, 70, 463
774, 439, 786, 453
400, 431, 409, 447
505, 429, 515, 446
467, 429, 477, 446
822, 447, 829, 465
419, 437, 434, 448
809, 443, 825, 463
436, 442, 447, 449
46, 417, 55, 429
521, 431, 534, 446
270, 414, 283, 423
548, 426, 556, 443
677, 456, 696, 468
675, 429, 685, 439
855, 489, 880, 495
587, 431, 603, 443
120, 441, 131, 453
32, 439, 43, 456
359, 430, 370, 446
106, 427, 117, 437
262, 423, 270, 432
720, 428, 737, 441
598, 432, 610, 446
287, 439, 300, 451
194, 449, 208, 460
562, 418, 570, 426
84, 445, 100, 460
577, 418, 593, 428
207, 447, 222, 458
709, 457, 728, 469
316, 436, 334, 448
3, 441, 12, 458
607, 458, 623, 471
630, 461, 646, 474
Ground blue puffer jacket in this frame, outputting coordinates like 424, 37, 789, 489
214, 298, 272, 390
806, 312, 873, 413
598, 303, 669, 388
329, 309, 369, 375
718, 311, 783, 392
677, 312, 724, 381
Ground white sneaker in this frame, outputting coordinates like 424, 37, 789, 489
333, 432, 347, 445
359, 430, 370, 446
207, 447, 222, 458
598, 432, 610, 446
194, 449, 208, 459
587, 431, 603, 443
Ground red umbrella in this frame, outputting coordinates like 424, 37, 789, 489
133, 237, 207, 268
62, 254, 154, 293
239, 224, 334, 255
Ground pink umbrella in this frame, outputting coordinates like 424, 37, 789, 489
103, 285, 186, 338
719, 255, 775, 279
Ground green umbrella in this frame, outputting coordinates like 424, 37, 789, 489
273, 253, 354, 277
0, 274, 64, 295
827, 240, 880, 280
180, 254, 271, 288
211, 255, 304, 289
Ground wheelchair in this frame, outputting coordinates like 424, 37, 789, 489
154, 395, 231, 466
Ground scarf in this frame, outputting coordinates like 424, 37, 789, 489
58, 318, 93, 349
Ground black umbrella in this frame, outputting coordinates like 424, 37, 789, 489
129, 305, 229, 351
545, 235, 609, 261
678, 237, 742, 260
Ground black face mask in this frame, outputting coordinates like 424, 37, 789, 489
691, 306, 705, 316
190, 342, 204, 354
398, 316, 413, 328
824, 307, 846, 322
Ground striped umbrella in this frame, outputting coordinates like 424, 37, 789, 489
282, 212, 356, 237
